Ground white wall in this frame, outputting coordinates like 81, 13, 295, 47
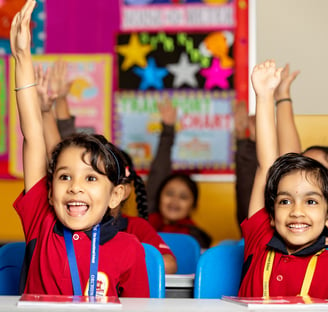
253, 0, 328, 115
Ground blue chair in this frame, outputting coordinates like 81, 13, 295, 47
193, 243, 244, 299
0, 242, 26, 295
158, 232, 201, 274
218, 238, 245, 246
142, 243, 165, 298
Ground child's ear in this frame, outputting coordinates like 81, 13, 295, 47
325, 214, 328, 228
108, 185, 125, 209
270, 216, 275, 227
48, 188, 54, 206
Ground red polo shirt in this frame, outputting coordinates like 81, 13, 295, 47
239, 208, 328, 299
118, 215, 175, 258
14, 177, 149, 298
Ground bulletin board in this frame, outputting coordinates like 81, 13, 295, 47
0, 56, 9, 178
9, 54, 111, 178
114, 0, 248, 176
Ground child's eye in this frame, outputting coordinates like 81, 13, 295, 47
307, 199, 318, 205
279, 199, 291, 205
86, 176, 97, 182
59, 174, 71, 181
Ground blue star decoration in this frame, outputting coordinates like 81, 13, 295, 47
133, 57, 169, 90
167, 53, 200, 88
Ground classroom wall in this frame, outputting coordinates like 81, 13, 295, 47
2, 115, 328, 245
256, 0, 328, 115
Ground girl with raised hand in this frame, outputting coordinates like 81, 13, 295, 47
11, 0, 149, 297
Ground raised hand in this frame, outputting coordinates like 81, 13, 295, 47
251, 60, 282, 98
274, 63, 300, 100
157, 97, 177, 126
35, 64, 53, 112
10, 0, 36, 58
49, 59, 71, 99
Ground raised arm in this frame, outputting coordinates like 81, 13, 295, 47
275, 64, 301, 155
147, 98, 177, 213
35, 64, 61, 159
10, 0, 46, 192
248, 60, 282, 218
50, 60, 76, 138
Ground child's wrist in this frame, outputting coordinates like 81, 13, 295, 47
275, 98, 292, 106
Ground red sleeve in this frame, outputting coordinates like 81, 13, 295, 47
13, 177, 54, 241
118, 236, 150, 298
241, 208, 274, 261
126, 217, 175, 257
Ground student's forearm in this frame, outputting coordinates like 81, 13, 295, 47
42, 111, 61, 159
276, 100, 302, 155
54, 96, 71, 120
163, 254, 177, 274
248, 94, 277, 218
256, 95, 278, 170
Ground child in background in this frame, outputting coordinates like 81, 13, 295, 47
11, 0, 149, 297
239, 60, 328, 298
34, 50, 177, 274
147, 99, 212, 249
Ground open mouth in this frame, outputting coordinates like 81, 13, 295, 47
66, 201, 89, 217
287, 223, 310, 232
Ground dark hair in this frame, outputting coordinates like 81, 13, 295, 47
264, 153, 328, 218
155, 173, 199, 212
48, 133, 129, 187
302, 145, 328, 160
120, 149, 148, 220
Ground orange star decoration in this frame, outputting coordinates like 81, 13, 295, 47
116, 33, 153, 71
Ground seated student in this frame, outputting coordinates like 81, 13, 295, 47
239, 60, 328, 298
35, 55, 177, 274
11, 1, 149, 297
147, 99, 212, 249
234, 64, 328, 227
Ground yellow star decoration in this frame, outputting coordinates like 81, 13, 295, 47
116, 33, 153, 71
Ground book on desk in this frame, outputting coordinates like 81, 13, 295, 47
222, 295, 328, 309
17, 294, 122, 309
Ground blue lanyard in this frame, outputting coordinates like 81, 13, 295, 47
63, 224, 100, 296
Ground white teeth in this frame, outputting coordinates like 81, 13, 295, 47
67, 202, 87, 206
288, 224, 308, 229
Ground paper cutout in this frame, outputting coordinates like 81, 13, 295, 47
114, 90, 235, 174
167, 53, 200, 88
9, 54, 111, 178
116, 32, 234, 90
133, 57, 169, 90
200, 58, 233, 89
116, 33, 153, 70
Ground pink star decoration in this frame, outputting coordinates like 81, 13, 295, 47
200, 58, 233, 90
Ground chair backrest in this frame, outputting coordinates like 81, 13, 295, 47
193, 243, 244, 299
158, 232, 201, 274
0, 242, 26, 295
142, 243, 165, 298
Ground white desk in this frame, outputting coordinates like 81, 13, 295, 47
0, 297, 328, 312
0, 297, 242, 312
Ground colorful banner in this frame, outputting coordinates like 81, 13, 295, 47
120, 0, 235, 31
0, 57, 6, 155
0, 0, 45, 54
114, 90, 234, 174
9, 54, 112, 178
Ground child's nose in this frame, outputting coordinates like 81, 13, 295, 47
290, 203, 305, 217
68, 181, 83, 193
